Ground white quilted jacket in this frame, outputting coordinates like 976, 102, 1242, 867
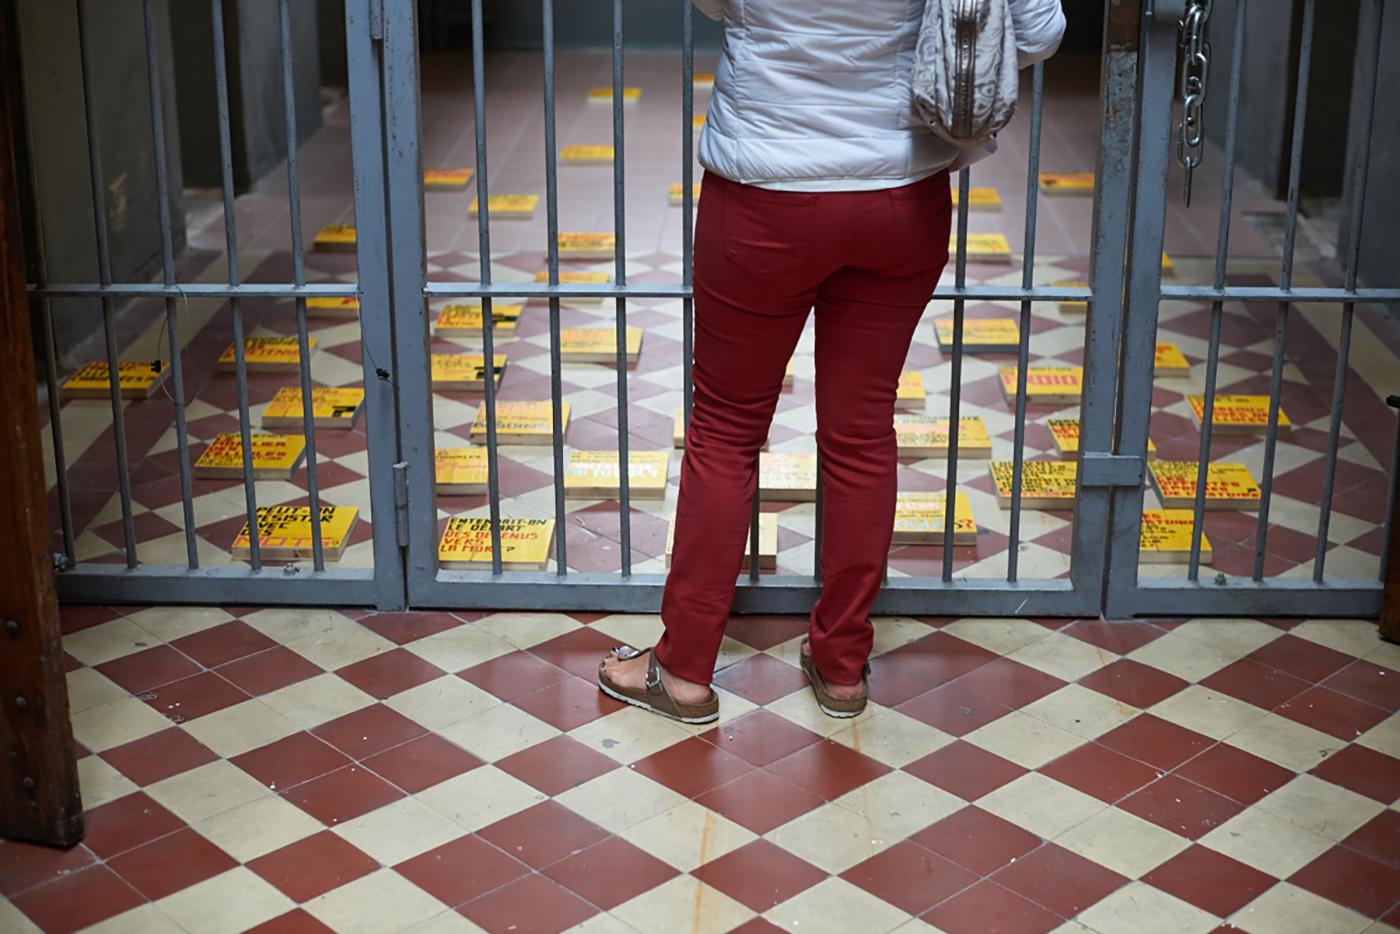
693, 0, 1066, 189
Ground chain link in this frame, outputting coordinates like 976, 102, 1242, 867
1175, 0, 1213, 206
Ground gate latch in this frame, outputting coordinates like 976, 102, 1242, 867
1078, 452, 1145, 488
392, 462, 409, 546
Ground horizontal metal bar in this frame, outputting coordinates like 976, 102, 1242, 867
1111, 578, 1382, 618
56, 565, 380, 606
1161, 285, 1400, 303
1078, 452, 1145, 487
422, 283, 1098, 302
29, 283, 360, 300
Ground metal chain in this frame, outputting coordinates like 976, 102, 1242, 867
1175, 0, 1213, 206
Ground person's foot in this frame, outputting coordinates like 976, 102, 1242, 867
801, 640, 866, 701
599, 649, 713, 705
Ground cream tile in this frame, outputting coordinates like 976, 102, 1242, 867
259, 673, 377, 730
65, 667, 128, 712
1023, 684, 1138, 740
978, 772, 1107, 840
713, 635, 762, 674
439, 701, 559, 761
1362, 639, 1400, 674
1200, 807, 1335, 877
195, 793, 323, 862
834, 771, 964, 843
387, 675, 499, 732
568, 706, 692, 763
764, 801, 888, 875
1229, 882, 1371, 934
1055, 807, 1190, 878
146, 759, 272, 824
70, 696, 173, 752
567, 913, 642, 934
180, 699, 301, 759
1227, 714, 1346, 772
618, 801, 756, 871
63, 617, 165, 665
333, 795, 466, 864
1126, 629, 1236, 682
765, 688, 878, 738
401, 911, 489, 934
0, 893, 42, 933
1149, 685, 1268, 741
1356, 714, 1400, 759
828, 708, 954, 768
1253, 775, 1383, 841
1172, 619, 1287, 661
417, 765, 545, 832
155, 867, 294, 934
305, 868, 448, 933
284, 622, 395, 671
74, 903, 185, 934
870, 616, 942, 656
1008, 631, 1117, 682
239, 607, 347, 645
405, 624, 516, 672
77, 755, 139, 809
942, 618, 1053, 655
1075, 882, 1216, 934
1291, 619, 1386, 658
589, 613, 665, 649
473, 611, 580, 649
612, 874, 755, 933
764, 876, 912, 934
556, 766, 688, 833
965, 711, 1084, 769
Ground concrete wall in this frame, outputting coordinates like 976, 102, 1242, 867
469, 0, 725, 51
1339, 0, 1399, 291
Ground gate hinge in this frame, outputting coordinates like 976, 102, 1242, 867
392, 461, 409, 547
369, 0, 385, 41
1078, 452, 1145, 487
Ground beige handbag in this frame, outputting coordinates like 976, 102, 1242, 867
912, 0, 1020, 146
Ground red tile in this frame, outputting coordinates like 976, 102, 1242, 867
528, 627, 621, 680
867, 631, 1000, 707
765, 738, 891, 801
1063, 619, 1168, 655
459, 872, 598, 933
1142, 844, 1278, 917
357, 611, 465, 645
8, 865, 143, 934
334, 648, 447, 700
1308, 743, 1400, 804
728, 920, 787, 934
214, 647, 325, 696
282, 764, 405, 824
362, 733, 483, 793
0, 838, 96, 898
1275, 686, 1388, 741
99, 727, 219, 786
106, 827, 237, 900
923, 880, 1061, 934
896, 678, 1012, 736
495, 735, 619, 796
955, 658, 1067, 710
903, 741, 1026, 801
171, 620, 277, 667
244, 909, 337, 933
712, 653, 809, 705
693, 769, 826, 835
247, 831, 380, 903
1098, 715, 1214, 770
698, 709, 823, 767
1079, 659, 1190, 709
721, 614, 808, 651
692, 840, 826, 912
1244, 634, 1354, 684
393, 834, 529, 907
1171, 742, 1294, 806
912, 806, 1042, 876
1038, 743, 1161, 803
1321, 660, 1400, 712
1289, 845, 1400, 918
478, 801, 609, 870
59, 605, 122, 635
310, 704, 428, 759
511, 675, 624, 731
142, 670, 250, 723
543, 835, 679, 909
81, 791, 186, 860
1200, 659, 1311, 710
232, 732, 352, 792
1342, 810, 1400, 869
94, 645, 201, 695
630, 736, 756, 799
840, 840, 978, 914
458, 650, 569, 702
1119, 775, 1244, 840
994, 842, 1128, 917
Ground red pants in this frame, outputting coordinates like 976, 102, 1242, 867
657, 170, 953, 686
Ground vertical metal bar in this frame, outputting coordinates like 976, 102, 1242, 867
541, 0, 568, 574
39, 301, 75, 562
211, 0, 261, 570
611, 0, 631, 574
278, 0, 324, 570
941, 168, 971, 581
681, 0, 695, 425
75, 0, 137, 569
748, 491, 760, 582
812, 453, 823, 582
1007, 64, 1044, 583
1382, 409, 1400, 583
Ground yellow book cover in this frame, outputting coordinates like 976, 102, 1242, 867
989, 460, 1078, 508
892, 491, 978, 545
471, 400, 571, 444
1188, 394, 1290, 434
934, 317, 1021, 353
469, 194, 539, 218
694, 72, 715, 87
1150, 461, 1261, 510
1154, 343, 1191, 376
759, 451, 818, 502
261, 386, 365, 430
423, 168, 474, 190
434, 304, 523, 336
896, 370, 926, 412
305, 296, 360, 318
894, 415, 992, 458
668, 182, 703, 205
559, 327, 643, 363
564, 450, 671, 500
431, 353, 507, 391
435, 448, 489, 495
998, 366, 1083, 405
438, 517, 556, 570
61, 361, 167, 400
950, 186, 1002, 211
666, 513, 777, 569
194, 433, 307, 480
1139, 509, 1213, 564
313, 223, 356, 251
219, 337, 315, 372
693, 115, 706, 129
782, 358, 795, 388
587, 86, 641, 102
1055, 280, 1089, 315
1161, 252, 1175, 275
231, 505, 359, 561
1038, 172, 1094, 195
1048, 418, 1156, 459
534, 269, 610, 305
949, 232, 1013, 263
560, 145, 613, 164
556, 232, 616, 259
673, 406, 769, 451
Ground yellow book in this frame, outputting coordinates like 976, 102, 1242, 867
564, 450, 671, 500
434, 304, 523, 336
934, 317, 1021, 353
693, 115, 706, 130
896, 370, 926, 412
673, 406, 768, 451
559, 327, 643, 364
556, 232, 616, 260
471, 400, 570, 445
231, 505, 359, 561
312, 223, 356, 251
1150, 461, 1261, 511
194, 433, 307, 480
1139, 509, 1213, 564
587, 86, 640, 102
1154, 342, 1191, 377
989, 460, 1078, 509
1188, 394, 1290, 434
1048, 418, 1156, 460
423, 168, 474, 190
950, 186, 1002, 211
783, 358, 795, 388
693, 72, 715, 88
759, 451, 817, 502
431, 353, 507, 391
667, 513, 777, 569
534, 269, 610, 305
438, 517, 555, 570
261, 386, 365, 430
1038, 172, 1094, 195
949, 232, 1013, 263
469, 194, 540, 219
999, 366, 1083, 405
561, 145, 613, 164
219, 337, 315, 372
668, 182, 703, 206
61, 361, 167, 400
305, 296, 360, 319
1161, 252, 1175, 276
1055, 280, 1089, 315
435, 448, 489, 495
892, 491, 978, 546
895, 415, 992, 459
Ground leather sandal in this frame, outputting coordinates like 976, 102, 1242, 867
597, 646, 720, 724
799, 641, 869, 719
